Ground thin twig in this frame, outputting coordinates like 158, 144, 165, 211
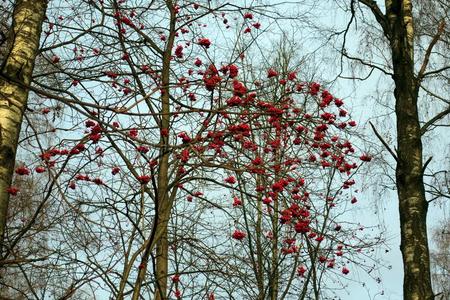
417, 20, 446, 82
422, 156, 432, 173
369, 121, 398, 161
421, 106, 450, 135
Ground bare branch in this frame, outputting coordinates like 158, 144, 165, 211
421, 106, 450, 135
422, 156, 433, 173
422, 65, 450, 78
418, 20, 446, 82
358, 0, 390, 37
342, 51, 393, 76
369, 121, 398, 161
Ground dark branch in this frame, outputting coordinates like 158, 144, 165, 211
369, 121, 398, 161
358, 0, 390, 38
417, 20, 446, 82
421, 106, 450, 135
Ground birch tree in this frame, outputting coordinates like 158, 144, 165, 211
334, 0, 449, 298
0, 0, 47, 247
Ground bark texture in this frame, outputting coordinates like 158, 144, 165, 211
357, 0, 435, 298
385, 1, 433, 299
0, 0, 47, 249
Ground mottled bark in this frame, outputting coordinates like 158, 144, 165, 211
0, 0, 47, 249
356, 0, 435, 298
386, 0, 434, 299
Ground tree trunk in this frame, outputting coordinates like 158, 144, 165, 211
255, 175, 265, 299
0, 0, 47, 249
154, 224, 169, 300
269, 193, 279, 300
385, 0, 434, 299
131, 2, 175, 299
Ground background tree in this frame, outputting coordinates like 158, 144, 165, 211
213, 64, 382, 299
158, 40, 386, 299
430, 219, 450, 300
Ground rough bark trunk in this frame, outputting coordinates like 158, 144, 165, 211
385, 0, 434, 299
0, 0, 47, 249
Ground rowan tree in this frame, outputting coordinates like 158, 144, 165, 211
2, 0, 284, 298
157, 43, 387, 299
220, 80, 380, 299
